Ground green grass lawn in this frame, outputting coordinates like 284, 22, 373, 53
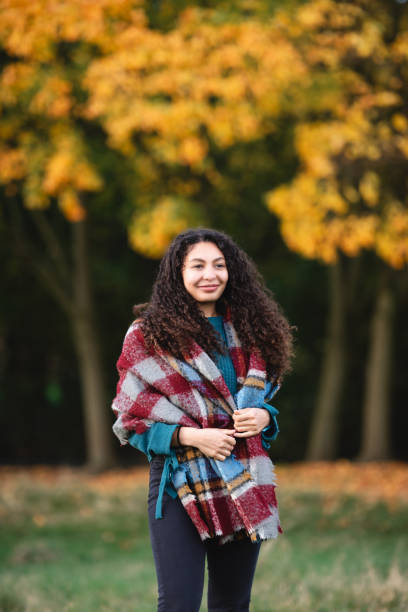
0, 472, 407, 612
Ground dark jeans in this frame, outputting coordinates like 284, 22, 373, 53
147, 456, 262, 612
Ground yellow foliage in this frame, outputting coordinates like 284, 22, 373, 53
359, 172, 380, 207
178, 136, 208, 167
396, 136, 408, 158
29, 75, 72, 118
264, 0, 408, 268
58, 189, 86, 222
343, 184, 359, 204
82, 11, 306, 159
392, 113, 408, 132
0, 0, 407, 269
0, 148, 26, 182
0, 0, 146, 60
0, 63, 37, 106
128, 196, 205, 258
24, 172, 50, 210
43, 131, 102, 195
376, 202, 408, 268
43, 151, 76, 194
338, 215, 378, 256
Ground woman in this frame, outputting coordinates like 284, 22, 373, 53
112, 228, 294, 612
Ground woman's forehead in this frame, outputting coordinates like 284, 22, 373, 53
185, 241, 225, 261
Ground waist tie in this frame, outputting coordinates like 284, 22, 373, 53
155, 451, 179, 520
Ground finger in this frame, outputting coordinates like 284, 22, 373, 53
233, 415, 255, 423
223, 436, 236, 447
215, 453, 226, 461
234, 431, 255, 438
234, 421, 254, 429
235, 424, 256, 433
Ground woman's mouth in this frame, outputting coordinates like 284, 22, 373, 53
198, 285, 220, 292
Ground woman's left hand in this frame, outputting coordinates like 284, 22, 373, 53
232, 408, 270, 438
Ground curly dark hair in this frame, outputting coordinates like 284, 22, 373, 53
134, 228, 295, 384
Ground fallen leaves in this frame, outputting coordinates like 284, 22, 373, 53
1, 460, 407, 508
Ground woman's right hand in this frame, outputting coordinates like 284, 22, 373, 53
179, 427, 236, 461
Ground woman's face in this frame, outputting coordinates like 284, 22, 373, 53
182, 241, 228, 310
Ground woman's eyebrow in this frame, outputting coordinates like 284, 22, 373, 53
189, 257, 225, 263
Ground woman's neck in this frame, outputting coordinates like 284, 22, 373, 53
198, 302, 218, 318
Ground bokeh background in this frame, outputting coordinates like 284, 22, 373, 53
1, 1, 408, 610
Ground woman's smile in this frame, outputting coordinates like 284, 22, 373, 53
182, 241, 229, 316
198, 284, 220, 291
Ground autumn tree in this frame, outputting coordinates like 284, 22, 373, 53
0, 0, 147, 470
0, 0, 307, 467
265, 0, 408, 460
8, 0, 405, 467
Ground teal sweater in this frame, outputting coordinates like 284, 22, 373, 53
128, 316, 279, 518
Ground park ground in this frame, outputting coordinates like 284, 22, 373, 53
1, 461, 408, 611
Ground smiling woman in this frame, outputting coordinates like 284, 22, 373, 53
111, 227, 295, 612
181, 242, 229, 316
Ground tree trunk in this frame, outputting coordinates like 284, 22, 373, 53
306, 260, 346, 460
71, 219, 116, 472
357, 279, 393, 461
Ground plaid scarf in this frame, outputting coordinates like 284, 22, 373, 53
112, 311, 282, 544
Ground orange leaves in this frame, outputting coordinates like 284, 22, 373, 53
58, 189, 86, 222
128, 196, 205, 258
265, 166, 386, 264
41, 130, 102, 221
359, 172, 380, 207
264, 0, 408, 269
82, 13, 306, 164
0, 62, 37, 106
179, 136, 208, 166
43, 141, 102, 196
1, 0, 407, 266
278, 460, 408, 508
29, 75, 73, 118
376, 202, 408, 269
0, 148, 26, 182
0, 1, 109, 223
392, 113, 408, 133
2, 461, 407, 508
0, 0, 146, 60
81, 6, 308, 182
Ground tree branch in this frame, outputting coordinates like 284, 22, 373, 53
6, 200, 74, 315
32, 258, 74, 316
29, 209, 72, 284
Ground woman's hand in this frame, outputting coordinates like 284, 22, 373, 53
232, 408, 270, 438
179, 427, 236, 461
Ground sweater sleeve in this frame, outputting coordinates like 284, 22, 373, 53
128, 422, 179, 461
261, 403, 280, 450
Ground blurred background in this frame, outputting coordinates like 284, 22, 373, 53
1, 0, 408, 470
1, 1, 408, 610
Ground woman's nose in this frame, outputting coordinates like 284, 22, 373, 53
202, 267, 216, 279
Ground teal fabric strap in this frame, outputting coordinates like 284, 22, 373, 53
261, 403, 280, 449
129, 423, 180, 520
155, 451, 179, 519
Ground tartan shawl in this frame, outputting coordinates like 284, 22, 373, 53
112, 312, 282, 544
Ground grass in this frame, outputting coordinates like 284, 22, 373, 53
0, 465, 407, 611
